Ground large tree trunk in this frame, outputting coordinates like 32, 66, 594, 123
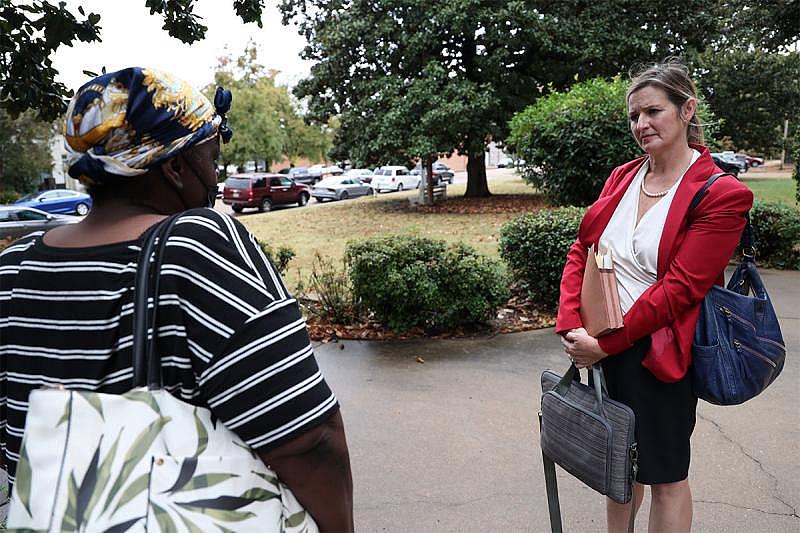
464, 147, 490, 197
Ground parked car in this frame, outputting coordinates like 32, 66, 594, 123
342, 168, 375, 183
712, 152, 746, 173
371, 165, 420, 192
222, 173, 310, 213
0, 205, 80, 240
710, 154, 741, 177
288, 166, 316, 185
312, 176, 374, 202
14, 189, 92, 216
734, 153, 764, 168
411, 162, 455, 184
497, 156, 525, 168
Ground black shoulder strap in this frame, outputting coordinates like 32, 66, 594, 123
688, 172, 755, 258
132, 214, 182, 390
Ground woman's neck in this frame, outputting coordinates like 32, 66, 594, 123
648, 144, 694, 178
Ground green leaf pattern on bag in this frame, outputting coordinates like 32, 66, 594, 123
14, 443, 33, 518
8, 389, 317, 532
103, 415, 172, 511
81, 392, 105, 420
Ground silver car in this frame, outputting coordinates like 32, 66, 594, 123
0, 205, 80, 240
311, 176, 374, 202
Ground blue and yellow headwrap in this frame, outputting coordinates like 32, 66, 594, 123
64, 67, 232, 186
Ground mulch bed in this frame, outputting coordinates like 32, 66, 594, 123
304, 288, 556, 343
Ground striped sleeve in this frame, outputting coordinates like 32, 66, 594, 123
164, 209, 338, 452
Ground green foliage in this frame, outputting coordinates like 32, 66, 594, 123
209, 43, 334, 173
499, 207, 586, 307
296, 253, 361, 325
0, 109, 56, 195
345, 235, 510, 331
279, 0, 726, 196
749, 201, 800, 270
0, 189, 20, 204
695, 49, 800, 156
256, 240, 295, 274
0, 1, 265, 121
508, 78, 639, 206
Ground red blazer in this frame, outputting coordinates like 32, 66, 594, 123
555, 145, 753, 382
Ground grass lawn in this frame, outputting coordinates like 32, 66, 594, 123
740, 175, 798, 207
240, 174, 798, 287
239, 178, 539, 287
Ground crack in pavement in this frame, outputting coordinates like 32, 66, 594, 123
698, 412, 799, 519
356, 491, 537, 511
696, 498, 799, 519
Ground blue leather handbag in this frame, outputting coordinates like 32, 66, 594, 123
690, 174, 786, 405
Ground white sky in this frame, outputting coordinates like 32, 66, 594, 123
53, 0, 313, 91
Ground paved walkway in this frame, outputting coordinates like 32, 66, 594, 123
314, 269, 799, 532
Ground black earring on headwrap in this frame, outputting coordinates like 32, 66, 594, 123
214, 87, 233, 144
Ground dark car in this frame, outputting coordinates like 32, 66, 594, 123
0, 205, 80, 240
411, 162, 455, 184
222, 173, 310, 213
711, 155, 740, 177
15, 189, 92, 216
288, 167, 319, 185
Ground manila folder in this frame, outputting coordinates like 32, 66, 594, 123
579, 245, 623, 337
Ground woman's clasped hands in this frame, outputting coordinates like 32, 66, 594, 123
560, 328, 609, 369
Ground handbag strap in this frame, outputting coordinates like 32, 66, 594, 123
688, 172, 755, 259
554, 363, 609, 416
131, 214, 182, 390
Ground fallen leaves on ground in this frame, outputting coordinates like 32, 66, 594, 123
411, 193, 548, 214
304, 289, 556, 343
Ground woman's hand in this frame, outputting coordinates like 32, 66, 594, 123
560, 328, 609, 369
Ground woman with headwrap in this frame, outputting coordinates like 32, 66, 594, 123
0, 68, 353, 531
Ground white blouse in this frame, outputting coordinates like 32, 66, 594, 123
598, 149, 700, 314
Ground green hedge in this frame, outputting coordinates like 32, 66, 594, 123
345, 235, 510, 331
498, 207, 586, 308
750, 201, 800, 270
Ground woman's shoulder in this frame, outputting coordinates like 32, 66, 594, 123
0, 233, 41, 264
170, 208, 252, 244
613, 156, 648, 178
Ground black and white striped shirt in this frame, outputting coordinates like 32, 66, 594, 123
0, 208, 338, 484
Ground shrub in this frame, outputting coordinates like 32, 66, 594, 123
0, 190, 20, 204
297, 252, 361, 325
749, 201, 800, 270
345, 235, 510, 331
256, 240, 295, 274
507, 76, 718, 207
499, 207, 586, 308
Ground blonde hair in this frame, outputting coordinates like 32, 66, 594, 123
627, 59, 704, 145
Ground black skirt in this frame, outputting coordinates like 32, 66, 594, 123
595, 336, 698, 485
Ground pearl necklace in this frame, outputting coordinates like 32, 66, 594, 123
640, 177, 672, 198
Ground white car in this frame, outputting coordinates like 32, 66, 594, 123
371, 166, 420, 192
342, 168, 374, 183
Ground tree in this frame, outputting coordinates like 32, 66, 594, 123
209, 43, 334, 175
278, 0, 725, 197
695, 49, 800, 156
0, 0, 266, 122
0, 109, 56, 194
